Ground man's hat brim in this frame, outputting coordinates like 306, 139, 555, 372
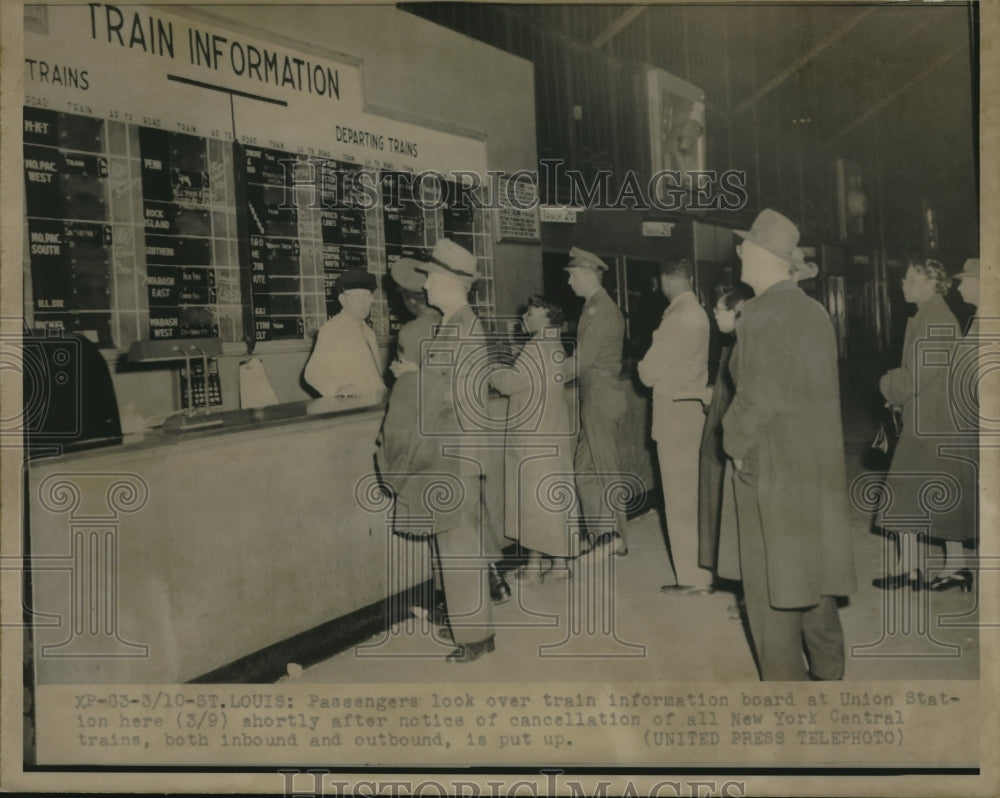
416, 259, 477, 283
390, 258, 427, 291
734, 227, 803, 266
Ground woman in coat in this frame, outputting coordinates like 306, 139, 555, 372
698, 284, 753, 583
873, 259, 977, 592
491, 296, 577, 583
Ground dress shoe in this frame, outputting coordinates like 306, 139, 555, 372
488, 563, 512, 604
446, 635, 495, 663
515, 567, 545, 586
436, 625, 454, 643
546, 564, 573, 582
660, 584, 693, 594
574, 532, 596, 555
927, 569, 973, 593
596, 531, 628, 556
427, 600, 449, 627
872, 571, 920, 591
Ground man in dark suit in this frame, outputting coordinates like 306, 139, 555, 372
722, 209, 856, 681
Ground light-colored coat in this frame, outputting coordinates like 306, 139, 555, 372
637, 290, 710, 441
491, 333, 577, 557
304, 312, 385, 399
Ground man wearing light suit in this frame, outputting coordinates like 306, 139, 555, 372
638, 258, 711, 593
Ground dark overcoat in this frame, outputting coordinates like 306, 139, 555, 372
378, 305, 485, 535
722, 280, 856, 607
880, 293, 976, 542
698, 344, 733, 570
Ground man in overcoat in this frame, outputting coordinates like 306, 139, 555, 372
387, 238, 498, 663
722, 209, 856, 681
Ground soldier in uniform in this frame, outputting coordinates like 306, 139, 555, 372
565, 247, 630, 554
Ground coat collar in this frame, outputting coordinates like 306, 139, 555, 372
584, 287, 609, 309
663, 289, 697, 317
912, 292, 948, 322
759, 278, 798, 298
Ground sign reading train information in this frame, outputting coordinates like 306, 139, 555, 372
25, 5, 484, 172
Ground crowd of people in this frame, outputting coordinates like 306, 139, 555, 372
302, 209, 981, 677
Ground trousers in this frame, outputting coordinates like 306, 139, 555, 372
655, 401, 710, 587
433, 463, 494, 646
574, 383, 628, 542
734, 472, 845, 680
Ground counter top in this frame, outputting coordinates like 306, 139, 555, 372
28, 395, 385, 463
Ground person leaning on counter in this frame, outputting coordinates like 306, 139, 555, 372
377, 256, 442, 478
303, 268, 387, 401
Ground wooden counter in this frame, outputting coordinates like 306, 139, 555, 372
26, 397, 433, 684
26, 380, 653, 684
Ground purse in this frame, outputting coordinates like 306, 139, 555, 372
867, 404, 902, 468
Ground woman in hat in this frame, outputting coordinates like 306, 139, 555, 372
490, 296, 577, 583
874, 259, 977, 592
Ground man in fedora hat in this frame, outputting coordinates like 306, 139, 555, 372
377, 255, 443, 494
400, 237, 502, 663
565, 246, 630, 554
304, 267, 386, 401
388, 255, 444, 377
722, 209, 856, 680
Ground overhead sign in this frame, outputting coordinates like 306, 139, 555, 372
642, 221, 675, 237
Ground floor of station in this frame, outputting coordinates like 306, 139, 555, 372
296, 363, 980, 684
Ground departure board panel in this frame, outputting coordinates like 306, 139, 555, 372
23, 4, 495, 352
140, 128, 242, 341
23, 108, 113, 344
242, 147, 306, 341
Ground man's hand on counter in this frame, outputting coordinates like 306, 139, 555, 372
334, 383, 361, 398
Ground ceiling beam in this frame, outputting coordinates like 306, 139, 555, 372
498, 4, 727, 117
821, 44, 965, 149
589, 5, 648, 50
733, 6, 878, 116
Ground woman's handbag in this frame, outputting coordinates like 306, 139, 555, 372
866, 403, 903, 469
